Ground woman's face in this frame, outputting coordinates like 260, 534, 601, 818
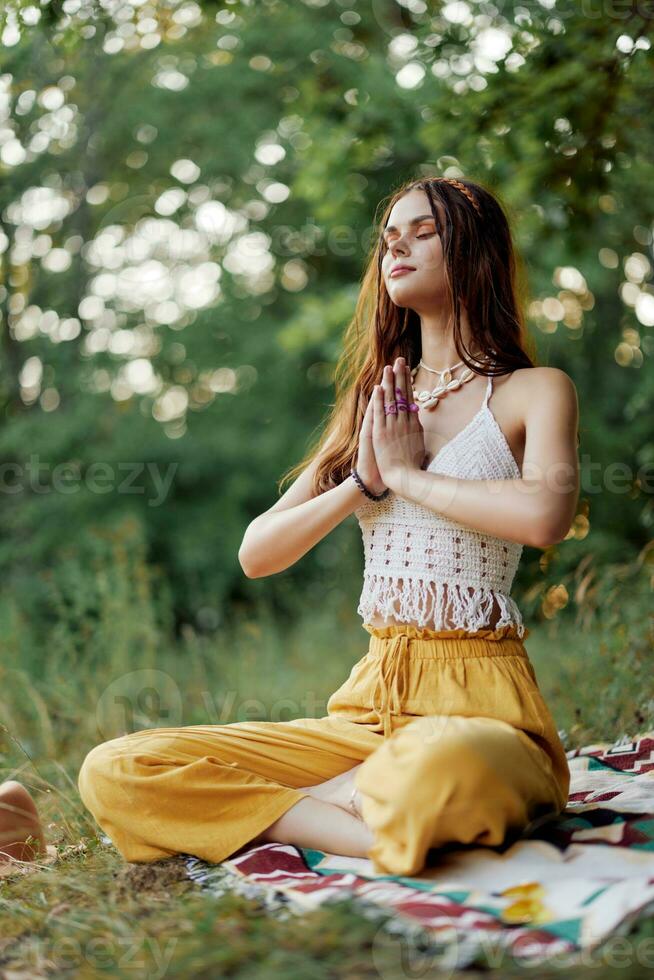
380, 188, 447, 312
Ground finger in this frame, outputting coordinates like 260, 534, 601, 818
393, 356, 408, 417
381, 364, 395, 412
406, 364, 418, 422
361, 390, 373, 436
372, 384, 384, 432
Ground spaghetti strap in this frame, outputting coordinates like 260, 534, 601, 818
482, 360, 495, 408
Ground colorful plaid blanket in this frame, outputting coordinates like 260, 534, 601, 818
186, 731, 654, 968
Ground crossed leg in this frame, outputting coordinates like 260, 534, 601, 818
248, 762, 367, 848
78, 712, 559, 876
78, 715, 382, 865
353, 713, 563, 876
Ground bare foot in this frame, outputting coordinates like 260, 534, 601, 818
299, 764, 364, 820
0, 780, 47, 863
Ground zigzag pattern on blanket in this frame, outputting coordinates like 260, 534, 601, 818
185, 731, 654, 968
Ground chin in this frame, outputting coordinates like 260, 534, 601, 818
387, 284, 420, 306
391, 292, 432, 313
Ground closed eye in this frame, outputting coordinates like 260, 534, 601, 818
380, 230, 436, 250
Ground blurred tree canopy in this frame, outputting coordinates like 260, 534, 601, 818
0, 0, 652, 636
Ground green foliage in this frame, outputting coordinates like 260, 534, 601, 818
0, 3, 652, 970
0, 1, 652, 636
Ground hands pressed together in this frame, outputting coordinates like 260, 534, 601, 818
356, 356, 427, 497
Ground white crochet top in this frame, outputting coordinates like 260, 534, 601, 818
353, 367, 526, 637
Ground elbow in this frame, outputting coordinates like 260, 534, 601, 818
238, 517, 290, 579
529, 518, 570, 550
239, 555, 258, 578
238, 527, 261, 578
528, 485, 579, 549
238, 545, 261, 579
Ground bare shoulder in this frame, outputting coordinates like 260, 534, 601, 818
510, 366, 578, 406
509, 367, 579, 445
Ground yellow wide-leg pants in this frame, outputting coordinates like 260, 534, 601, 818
78, 623, 570, 877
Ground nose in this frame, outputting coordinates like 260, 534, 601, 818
389, 237, 410, 258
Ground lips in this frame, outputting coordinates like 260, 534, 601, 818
390, 265, 416, 278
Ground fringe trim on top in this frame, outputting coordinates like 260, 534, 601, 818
356, 574, 526, 639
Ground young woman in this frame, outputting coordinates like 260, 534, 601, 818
77, 176, 579, 877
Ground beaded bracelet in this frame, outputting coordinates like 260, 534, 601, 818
350, 467, 390, 501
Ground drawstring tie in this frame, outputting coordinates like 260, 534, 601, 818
370, 631, 413, 738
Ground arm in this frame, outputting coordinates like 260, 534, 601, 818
381, 367, 580, 549
238, 434, 364, 579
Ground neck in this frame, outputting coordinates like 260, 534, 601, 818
416, 307, 479, 373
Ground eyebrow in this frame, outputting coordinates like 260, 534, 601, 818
383, 213, 436, 236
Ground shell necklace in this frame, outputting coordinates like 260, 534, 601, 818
410, 355, 489, 411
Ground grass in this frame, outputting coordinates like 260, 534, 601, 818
1, 526, 652, 977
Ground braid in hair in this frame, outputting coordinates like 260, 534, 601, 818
436, 177, 482, 217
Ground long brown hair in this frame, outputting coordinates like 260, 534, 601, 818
278, 175, 537, 498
